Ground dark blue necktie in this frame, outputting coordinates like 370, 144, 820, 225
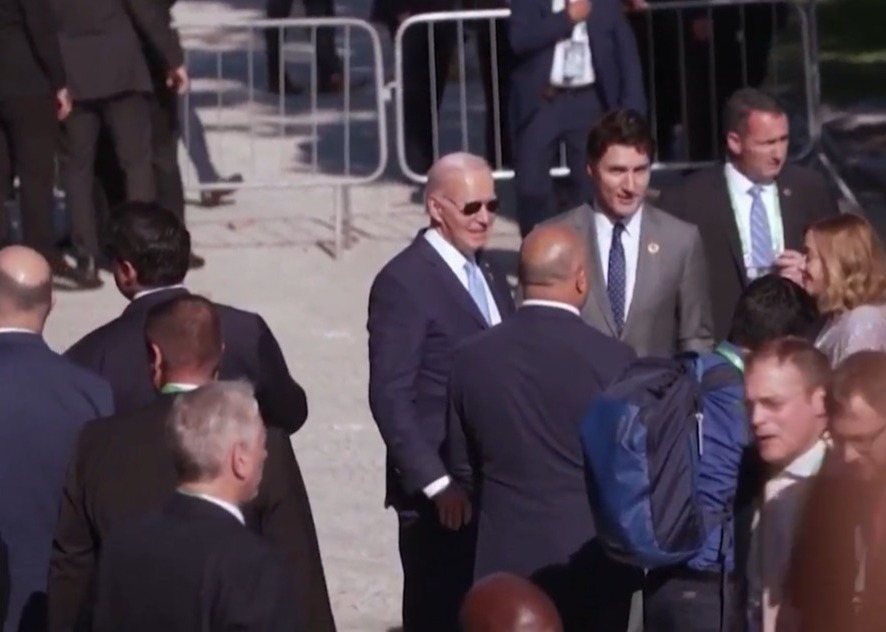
607, 222, 626, 335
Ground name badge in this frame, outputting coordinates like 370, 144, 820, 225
562, 41, 586, 81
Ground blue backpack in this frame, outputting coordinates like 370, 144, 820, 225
579, 349, 745, 569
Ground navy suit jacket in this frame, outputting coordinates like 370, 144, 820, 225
367, 231, 516, 511
445, 306, 639, 627
0, 332, 113, 632
508, 0, 646, 126
64, 288, 308, 435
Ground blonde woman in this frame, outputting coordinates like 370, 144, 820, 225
801, 214, 886, 364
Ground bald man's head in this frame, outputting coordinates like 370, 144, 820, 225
518, 225, 587, 308
424, 152, 497, 257
145, 295, 222, 386
460, 573, 562, 632
0, 246, 52, 330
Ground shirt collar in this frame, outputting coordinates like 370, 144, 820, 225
424, 228, 474, 271
0, 327, 39, 335
593, 203, 643, 237
520, 299, 580, 316
177, 490, 245, 524
724, 161, 775, 196
133, 284, 187, 301
779, 438, 828, 479
160, 383, 201, 394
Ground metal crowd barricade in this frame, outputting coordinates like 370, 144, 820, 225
393, 0, 819, 184
172, 17, 387, 257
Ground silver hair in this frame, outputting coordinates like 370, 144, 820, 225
166, 381, 263, 483
424, 152, 491, 205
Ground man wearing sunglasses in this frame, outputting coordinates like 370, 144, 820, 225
367, 152, 516, 632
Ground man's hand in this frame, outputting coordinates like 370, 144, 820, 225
775, 249, 806, 287
433, 483, 472, 530
166, 66, 189, 95
56, 88, 72, 121
567, 0, 591, 23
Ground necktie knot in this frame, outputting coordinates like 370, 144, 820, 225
748, 184, 763, 199
613, 221, 626, 237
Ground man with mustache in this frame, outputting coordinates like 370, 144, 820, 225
544, 108, 713, 357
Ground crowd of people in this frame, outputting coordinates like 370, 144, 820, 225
367, 88, 886, 632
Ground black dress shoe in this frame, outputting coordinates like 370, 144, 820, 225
189, 253, 206, 270
200, 174, 244, 207
48, 254, 103, 290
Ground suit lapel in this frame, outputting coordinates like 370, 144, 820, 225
625, 208, 662, 334
777, 178, 804, 251
415, 234, 489, 329
477, 255, 515, 318
714, 169, 749, 286
582, 208, 618, 336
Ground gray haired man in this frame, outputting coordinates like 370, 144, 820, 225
90, 382, 301, 632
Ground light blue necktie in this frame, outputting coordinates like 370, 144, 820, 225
748, 185, 775, 270
465, 260, 491, 325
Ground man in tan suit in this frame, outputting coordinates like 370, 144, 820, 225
543, 108, 713, 357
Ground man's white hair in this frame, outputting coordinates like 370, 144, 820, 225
167, 381, 263, 483
424, 152, 491, 204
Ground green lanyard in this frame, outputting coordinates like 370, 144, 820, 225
716, 345, 744, 374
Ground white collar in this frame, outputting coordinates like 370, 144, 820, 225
593, 204, 643, 237
424, 228, 474, 269
779, 438, 828, 479
724, 161, 776, 194
0, 327, 39, 335
133, 284, 187, 301
520, 299, 580, 316
177, 490, 245, 524
161, 382, 201, 393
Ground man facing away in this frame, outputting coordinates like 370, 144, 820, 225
446, 223, 638, 630
743, 337, 831, 632
49, 294, 334, 632
368, 152, 515, 631
0, 246, 113, 631
545, 108, 713, 357
643, 275, 820, 631
64, 201, 308, 435
658, 88, 840, 341
90, 382, 301, 631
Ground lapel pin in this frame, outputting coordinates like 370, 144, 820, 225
783, 188, 792, 197
647, 242, 660, 255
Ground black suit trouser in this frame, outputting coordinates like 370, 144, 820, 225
0, 95, 58, 249
398, 509, 475, 632
264, 0, 341, 83
61, 93, 153, 256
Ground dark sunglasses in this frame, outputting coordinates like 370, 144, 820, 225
450, 198, 499, 216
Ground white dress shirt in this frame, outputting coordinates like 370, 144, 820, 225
421, 229, 502, 498
424, 229, 502, 326
724, 162, 785, 278
177, 490, 245, 524
748, 438, 828, 632
595, 207, 642, 321
133, 284, 187, 301
521, 299, 580, 316
0, 327, 38, 335
549, 0, 594, 86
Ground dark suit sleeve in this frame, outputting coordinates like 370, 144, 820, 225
678, 226, 715, 353
48, 430, 98, 632
368, 272, 449, 496
508, 0, 574, 57
249, 551, 305, 632
612, 8, 647, 114
444, 355, 474, 495
123, 0, 184, 69
251, 430, 334, 632
17, 0, 66, 90
254, 317, 309, 435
